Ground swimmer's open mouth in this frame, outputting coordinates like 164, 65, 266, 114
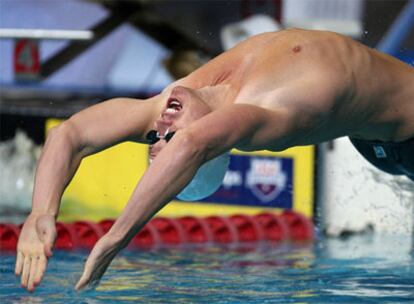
166, 98, 182, 114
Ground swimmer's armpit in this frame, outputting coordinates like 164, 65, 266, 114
182, 103, 288, 156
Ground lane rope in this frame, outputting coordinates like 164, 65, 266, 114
0, 211, 314, 251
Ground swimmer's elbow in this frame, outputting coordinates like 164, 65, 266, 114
46, 120, 83, 156
173, 130, 208, 164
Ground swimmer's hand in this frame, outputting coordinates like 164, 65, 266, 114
75, 235, 121, 291
15, 213, 56, 292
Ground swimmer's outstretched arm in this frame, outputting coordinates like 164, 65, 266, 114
15, 97, 161, 292
75, 104, 291, 290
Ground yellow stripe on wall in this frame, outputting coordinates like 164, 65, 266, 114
46, 119, 148, 221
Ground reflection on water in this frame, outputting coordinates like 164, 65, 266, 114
1, 235, 413, 303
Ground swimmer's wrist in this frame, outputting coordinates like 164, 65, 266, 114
30, 209, 57, 219
30, 207, 58, 219
106, 220, 148, 250
104, 228, 129, 249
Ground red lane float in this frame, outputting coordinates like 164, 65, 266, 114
98, 219, 162, 249
55, 222, 77, 250
72, 221, 104, 249
0, 212, 314, 251
151, 217, 187, 245
177, 216, 213, 244
280, 210, 314, 241
228, 215, 265, 242
98, 219, 115, 233
130, 223, 161, 249
0, 223, 19, 251
204, 216, 239, 243
254, 212, 289, 242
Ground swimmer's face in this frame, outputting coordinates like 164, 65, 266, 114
149, 86, 212, 161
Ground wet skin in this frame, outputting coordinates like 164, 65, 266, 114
15, 29, 414, 292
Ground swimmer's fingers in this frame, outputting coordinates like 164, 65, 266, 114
15, 251, 24, 276
19, 251, 47, 292
76, 267, 106, 291
75, 253, 111, 290
75, 253, 95, 291
34, 255, 48, 286
27, 256, 38, 292
75, 267, 92, 291
76, 235, 121, 291
75, 255, 102, 291
21, 255, 31, 288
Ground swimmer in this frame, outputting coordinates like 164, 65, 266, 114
15, 29, 414, 292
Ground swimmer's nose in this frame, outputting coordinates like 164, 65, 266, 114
156, 119, 173, 135
161, 111, 176, 121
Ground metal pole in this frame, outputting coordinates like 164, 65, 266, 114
40, 10, 134, 79
0, 29, 94, 41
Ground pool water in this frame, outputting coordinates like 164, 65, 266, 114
1, 234, 413, 303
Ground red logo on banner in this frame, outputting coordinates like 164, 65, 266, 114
14, 39, 40, 80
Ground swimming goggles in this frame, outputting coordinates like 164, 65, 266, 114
146, 129, 176, 144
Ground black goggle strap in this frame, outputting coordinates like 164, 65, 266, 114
164, 131, 175, 142
146, 129, 176, 144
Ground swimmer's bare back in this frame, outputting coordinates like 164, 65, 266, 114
179, 28, 414, 149
18, 29, 414, 292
